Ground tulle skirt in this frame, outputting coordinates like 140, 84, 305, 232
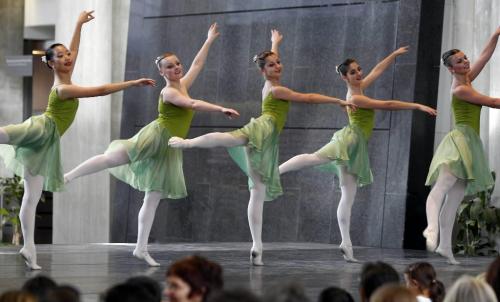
314, 125, 373, 186
106, 120, 187, 199
227, 115, 282, 201
426, 124, 494, 195
0, 115, 64, 191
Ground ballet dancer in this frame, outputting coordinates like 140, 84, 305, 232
0, 10, 155, 270
168, 30, 352, 265
64, 23, 239, 266
279, 47, 436, 262
424, 26, 500, 265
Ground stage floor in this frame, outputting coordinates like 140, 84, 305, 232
0, 243, 494, 301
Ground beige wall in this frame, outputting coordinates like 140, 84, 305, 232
49, 0, 130, 243
436, 0, 500, 203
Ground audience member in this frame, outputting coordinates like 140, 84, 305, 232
443, 275, 497, 302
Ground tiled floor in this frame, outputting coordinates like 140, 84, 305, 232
0, 243, 494, 301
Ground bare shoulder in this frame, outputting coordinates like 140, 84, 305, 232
270, 85, 293, 98
452, 84, 473, 99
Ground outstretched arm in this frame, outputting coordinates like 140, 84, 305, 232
162, 88, 240, 119
271, 29, 283, 56
181, 23, 219, 89
69, 10, 95, 72
469, 26, 500, 81
453, 85, 500, 108
56, 78, 155, 100
361, 46, 409, 90
350, 95, 437, 116
271, 86, 349, 106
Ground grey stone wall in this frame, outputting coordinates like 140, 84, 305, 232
113, 0, 425, 248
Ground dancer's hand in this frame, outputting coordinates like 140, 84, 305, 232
494, 26, 500, 37
417, 104, 437, 116
77, 10, 95, 25
134, 78, 156, 87
340, 100, 357, 112
221, 108, 240, 119
207, 23, 220, 42
394, 46, 409, 56
271, 29, 283, 45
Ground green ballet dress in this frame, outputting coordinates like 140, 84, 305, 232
314, 107, 374, 186
227, 92, 290, 201
106, 98, 194, 199
426, 95, 494, 195
0, 87, 78, 191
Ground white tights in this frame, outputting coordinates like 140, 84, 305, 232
170, 132, 268, 264
64, 148, 130, 182
19, 169, 44, 270
133, 191, 162, 266
279, 154, 358, 261
425, 166, 465, 264
0, 128, 43, 269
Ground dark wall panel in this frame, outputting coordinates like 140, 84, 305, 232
112, 0, 437, 249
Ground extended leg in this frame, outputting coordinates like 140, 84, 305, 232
133, 191, 162, 266
169, 132, 247, 149
337, 166, 359, 262
64, 148, 130, 183
436, 179, 466, 265
19, 169, 44, 270
424, 165, 458, 251
279, 153, 330, 174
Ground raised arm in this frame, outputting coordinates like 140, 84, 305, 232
350, 95, 437, 116
56, 78, 155, 100
68, 10, 95, 72
361, 46, 409, 90
271, 86, 348, 106
181, 23, 220, 89
469, 26, 500, 81
271, 29, 283, 56
162, 88, 240, 119
453, 85, 500, 108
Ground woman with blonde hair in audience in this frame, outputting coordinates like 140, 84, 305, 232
443, 275, 497, 302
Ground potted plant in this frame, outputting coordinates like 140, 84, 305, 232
0, 175, 24, 245
454, 172, 500, 256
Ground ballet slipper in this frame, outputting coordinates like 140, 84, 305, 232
339, 243, 360, 263
250, 248, 264, 266
168, 137, 189, 148
20, 247, 42, 270
435, 246, 460, 265
423, 228, 438, 252
133, 249, 160, 267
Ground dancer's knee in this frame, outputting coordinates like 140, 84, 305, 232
104, 149, 130, 166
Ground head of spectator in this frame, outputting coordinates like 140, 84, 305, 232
45, 285, 80, 302
0, 290, 36, 302
165, 255, 223, 302
486, 256, 500, 301
443, 275, 497, 302
318, 286, 354, 302
207, 288, 261, 302
21, 275, 57, 302
125, 276, 162, 302
404, 262, 445, 302
263, 282, 310, 302
370, 284, 417, 302
359, 261, 400, 302
102, 282, 156, 302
